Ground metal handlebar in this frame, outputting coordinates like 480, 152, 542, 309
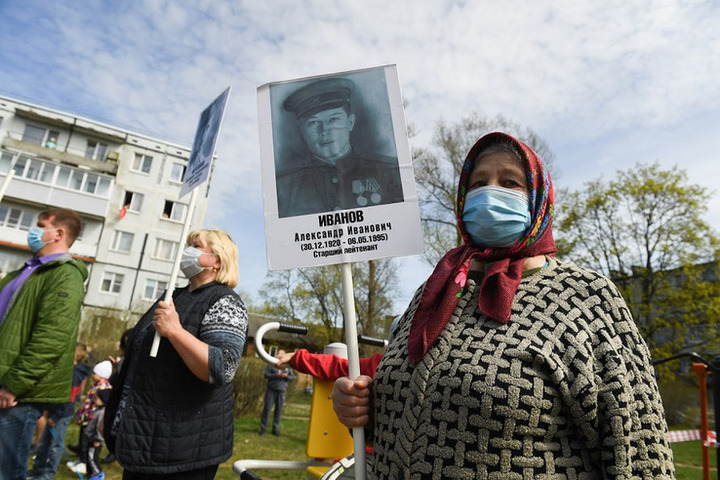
254, 321, 308, 365
357, 334, 388, 348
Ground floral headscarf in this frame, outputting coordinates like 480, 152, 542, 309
408, 132, 556, 365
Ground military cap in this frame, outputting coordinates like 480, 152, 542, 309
283, 77, 355, 119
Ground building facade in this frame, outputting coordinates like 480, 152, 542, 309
0, 95, 211, 321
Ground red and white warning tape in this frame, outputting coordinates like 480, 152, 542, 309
667, 429, 717, 447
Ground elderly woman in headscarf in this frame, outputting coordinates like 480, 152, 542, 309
332, 132, 675, 479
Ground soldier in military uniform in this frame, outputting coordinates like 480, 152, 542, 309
276, 77, 404, 218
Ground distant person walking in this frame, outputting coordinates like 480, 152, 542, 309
259, 351, 294, 436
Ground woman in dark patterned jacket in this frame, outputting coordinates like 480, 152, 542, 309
104, 229, 248, 480
332, 132, 675, 479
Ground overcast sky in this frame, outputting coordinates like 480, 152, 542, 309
1, 0, 718, 312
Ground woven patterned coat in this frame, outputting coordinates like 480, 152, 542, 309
370, 258, 675, 480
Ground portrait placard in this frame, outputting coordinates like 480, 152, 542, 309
258, 65, 424, 270
180, 86, 230, 198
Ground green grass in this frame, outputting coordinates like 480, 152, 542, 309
39, 405, 719, 480
672, 440, 718, 480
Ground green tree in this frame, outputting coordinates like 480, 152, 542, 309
412, 112, 556, 265
557, 162, 720, 377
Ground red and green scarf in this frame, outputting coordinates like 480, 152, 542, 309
408, 132, 556, 365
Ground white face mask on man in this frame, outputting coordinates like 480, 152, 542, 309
180, 246, 214, 278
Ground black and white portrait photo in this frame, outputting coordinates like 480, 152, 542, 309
270, 69, 404, 218
181, 87, 229, 197
258, 65, 424, 271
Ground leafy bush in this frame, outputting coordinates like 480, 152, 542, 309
659, 376, 708, 429
233, 356, 267, 416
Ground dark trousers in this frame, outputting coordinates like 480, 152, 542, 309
259, 387, 286, 434
86, 442, 103, 477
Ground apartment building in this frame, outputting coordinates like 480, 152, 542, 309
0, 95, 211, 320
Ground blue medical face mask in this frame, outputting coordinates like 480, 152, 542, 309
27, 226, 58, 253
462, 186, 531, 248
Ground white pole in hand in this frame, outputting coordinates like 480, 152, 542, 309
340, 262, 366, 480
149, 188, 199, 357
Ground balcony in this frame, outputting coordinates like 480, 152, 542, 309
1, 135, 118, 175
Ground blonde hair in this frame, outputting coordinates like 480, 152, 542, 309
186, 229, 239, 288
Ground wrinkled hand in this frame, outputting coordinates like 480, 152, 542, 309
153, 300, 182, 339
276, 351, 296, 368
0, 387, 17, 410
331, 375, 372, 429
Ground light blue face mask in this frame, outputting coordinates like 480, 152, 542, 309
462, 186, 531, 248
27, 226, 57, 253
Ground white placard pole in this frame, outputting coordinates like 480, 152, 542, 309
0, 170, 16, 203
340, 262, 366, 480
149, 188, 199, 357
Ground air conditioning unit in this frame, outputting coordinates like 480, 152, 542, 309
106, 151, 119, 163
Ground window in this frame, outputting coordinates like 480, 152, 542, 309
12, 156, 27, 176
95, 177, 112, 196
153, 238, 178, 261
123, 191, 144, 212
84, 174, 99, 193
100, 272, 124, 294
132, 153, 153, 173
110, 230, 134, 252
45, 130, 59, 149
85, 140, 108, 161
170, 163, 186, 183
0, 152, 13, 173
162, 201, 186, 222
25, 158, 53, 182
54, 165, 111, 197
69, 170, 84, 190
0, 150, 111, 197
144, 278, 168, 300
22, 125, 46, 145
56, 166, 71, 187
0, 206, 33, 231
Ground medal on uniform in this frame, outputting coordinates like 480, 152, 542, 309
366, 178, 381, 204
352, 178, 381, 206
352, 180, 368, 206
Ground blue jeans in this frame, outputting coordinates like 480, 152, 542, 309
27, 415, 71, 480
0, 403, 45, 480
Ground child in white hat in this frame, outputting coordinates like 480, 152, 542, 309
67, 360, 113, 476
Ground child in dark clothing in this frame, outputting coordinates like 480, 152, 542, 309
84, 388, 111, 480
67, 360, 111, 475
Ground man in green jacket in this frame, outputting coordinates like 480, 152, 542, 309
0, 207, 88, 480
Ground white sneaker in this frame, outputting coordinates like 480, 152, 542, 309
66, 460, 87, 475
